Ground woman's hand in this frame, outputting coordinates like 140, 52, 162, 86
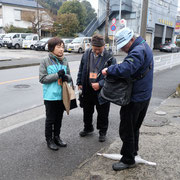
78, 85, 82, 90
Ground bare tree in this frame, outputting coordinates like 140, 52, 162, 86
22, 9, 54, 36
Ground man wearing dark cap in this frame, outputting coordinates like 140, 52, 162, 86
76, 34, 116, 142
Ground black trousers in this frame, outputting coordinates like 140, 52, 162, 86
119, 99, 150, 164
44, 100, 64, 140
83, 86, 110, 135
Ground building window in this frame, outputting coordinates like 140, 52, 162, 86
0, 7, 2, 18
21, 10, 35, 21
149, 12, 152, 21
14, 9, 21, 21
124, 12, 136, 19
158, 0, 163, 5
164, 2, 168, 8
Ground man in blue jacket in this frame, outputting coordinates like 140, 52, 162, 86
102, 27, 154, 170
77, 34, 116, 142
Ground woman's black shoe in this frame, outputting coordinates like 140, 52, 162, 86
47, 139, 59, 151
54, 136, 67, 147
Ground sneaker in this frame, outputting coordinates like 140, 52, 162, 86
79, 130, 94, 137
112, 161, 135, 171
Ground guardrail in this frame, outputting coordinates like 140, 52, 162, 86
154, 53, 180, 72
108, 46, 180, 72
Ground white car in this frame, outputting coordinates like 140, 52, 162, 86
45, 43, 48, 51
67, 37, 91, 53
44, 38, 73, 51
3, 33, 32, 49
22, 34, 39, 50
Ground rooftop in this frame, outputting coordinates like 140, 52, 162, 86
0, 0, 43, 9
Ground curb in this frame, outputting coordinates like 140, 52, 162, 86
0, 63, 40, 70
0, 58, 12, 61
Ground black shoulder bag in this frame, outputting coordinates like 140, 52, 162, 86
100, 75, 133, 106
100, 62, 152, 106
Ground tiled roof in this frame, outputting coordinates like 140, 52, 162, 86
0, 0, 43, 8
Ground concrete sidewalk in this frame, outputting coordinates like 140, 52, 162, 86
64, 95, 180, 180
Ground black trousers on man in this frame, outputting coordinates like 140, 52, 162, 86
119, 99, 150, 165
83, 86, 110, 135
44, 100, 64, 141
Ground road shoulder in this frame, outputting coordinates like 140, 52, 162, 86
64, 95, 180, 180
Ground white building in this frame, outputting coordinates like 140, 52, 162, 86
83, 0, 178, 49
0, 0, 53, 36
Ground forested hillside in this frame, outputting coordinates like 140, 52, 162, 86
38, 0, 67, 14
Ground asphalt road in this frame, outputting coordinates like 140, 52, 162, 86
0, 61, 81, 119
0, 49, 180, 179
0, 66, 42, 118
0, 64, 180, 179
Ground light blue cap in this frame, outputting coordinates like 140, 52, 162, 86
115, 27, 134, 50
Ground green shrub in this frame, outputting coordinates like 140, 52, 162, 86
4, 25, 33, 33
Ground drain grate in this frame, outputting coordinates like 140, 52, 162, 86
14, 84, 30, 89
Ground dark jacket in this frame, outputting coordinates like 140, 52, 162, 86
76, 48, 116, 102
107, 36, 154, 102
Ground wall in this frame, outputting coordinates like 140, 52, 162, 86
0, 3, 52, 35
2, 5, 34, 29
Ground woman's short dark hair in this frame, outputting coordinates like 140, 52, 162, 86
48, 37, 64, 52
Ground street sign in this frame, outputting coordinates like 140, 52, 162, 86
120, 19, 126, 28
110, 24, 116, 31
112, 18, 116, 25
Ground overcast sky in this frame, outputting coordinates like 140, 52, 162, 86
86, 0, 98, 12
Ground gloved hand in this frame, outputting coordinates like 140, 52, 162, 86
62, 74, 72, 82
58, 69, 65, 78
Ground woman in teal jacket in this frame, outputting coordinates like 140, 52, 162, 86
39, 37, 71, 151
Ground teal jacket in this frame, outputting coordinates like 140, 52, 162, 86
39, 53, 71, 101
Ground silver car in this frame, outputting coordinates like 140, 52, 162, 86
45, 38, 73, 51
0, 38, 3, 48
62, 38, 73, 51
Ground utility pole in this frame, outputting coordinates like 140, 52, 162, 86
119, 0, 122, 22
140, 0, 149, 39
105, 0, 110, 43
36, 0, 40, 37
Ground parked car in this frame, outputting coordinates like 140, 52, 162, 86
159, 43, 180, 53
22, 34, 39, 50
34, 37, 51, 51
3, 33, 32, 49
0, 33, 6, 40
62, 38, 73, 51
45, 43, 48, 51
67, 37, 91, 53
0, 39, 3, 48
44, 38, 73, 51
